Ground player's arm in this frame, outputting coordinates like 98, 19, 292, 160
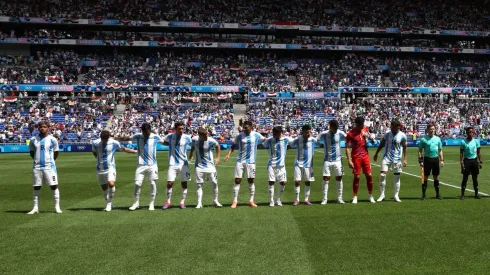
114, 136, 131, 141
122, 147, 137, 154
188, 144, 195, 162
477, 141, 482, 169
29, 150, 35, 159
438, 140, 444, 167
460, 148, 465, 170
53, 139, 59, 160
215, 143, 221, 165
224, 143, 235, 162
373, 137, 386, 162
418, 140, 424, 167
402, 139, 408, 166
345, 136, 354, 168
29, 140, 35, 159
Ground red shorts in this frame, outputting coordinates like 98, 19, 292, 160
352, 156, 372, 175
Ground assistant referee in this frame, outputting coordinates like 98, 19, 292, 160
418, 123, 444, 200
460, 127, 483, 200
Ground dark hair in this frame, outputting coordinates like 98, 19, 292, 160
466, 126, 474, 133
427, 122, 436, 130
198, 128, 208, 135
302, 124, 312, 132
243, 121, 253, 127
354, 117, 364, 125
141, 123, 151, 131
100, 130, 110, 139
272, 126, 283, 134
391, 120, 401, 127
329, 120, 339, 128
174, 121, 184, 129
37, 121, 49, 127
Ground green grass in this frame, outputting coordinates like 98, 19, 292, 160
1, 147, 490, 275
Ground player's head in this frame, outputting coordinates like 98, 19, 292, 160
354, 117, 365, 131
243, 121, 253, 134
390, 120, 401, 134
100, 130, 110, 141
198, 128, 208, 141
427, 123, 436, 137
272, 126, 283, 139
328, 120, 339, 133
141, 123, 152, 137
466, 126, 475, 139
174, 122, 185, 136
302, 124, 312, 138
37, 121, 49, 135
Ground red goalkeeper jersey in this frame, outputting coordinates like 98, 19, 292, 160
346, 127, 370, 159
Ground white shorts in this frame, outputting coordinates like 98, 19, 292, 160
195, 168, 218, 184
294, 166, 315, 182
97, 169, 117, 185
381, 159, 403, 173
167, 165, 191, 182
134, 164, 159, 185
267, 166, 287, 182
323, 161, 343, 177
234, 163, 256, 179
33, 169, 58, 187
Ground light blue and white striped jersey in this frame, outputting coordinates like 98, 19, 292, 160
192, 136, 218, 171
131, 133, 163, 166
264, 136, 291, 167
165, 133, 192, 166
234, 131, 265, 164
318, 130, 346, 162
92, 139, 123, 173
29, 135, 59, 171
291, 136, 317, 168
382, 131, 407, 163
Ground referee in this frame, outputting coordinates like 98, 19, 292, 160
460, 127, 483, 200
418, 123, 444, 200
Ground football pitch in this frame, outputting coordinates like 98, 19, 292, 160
1, 147, 490, 274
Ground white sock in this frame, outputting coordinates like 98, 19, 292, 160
394, 174, 401, 197
166, 187, 172, 204
103, 188, 109, 202
268, 184, 274, 202
33, 189, 40, 209
305, 185, 311, 201
277, 184, 285, 201
51, 188, 60, 208
134, 185, 141, 204
149, 181, 157, 204
249, 183, 255, 202
233, 183, 240, 202
336, 180, 343, 199
180, 188, 188, 204
212, 182, 218, 201
322, 180, 329, 201
379, 173, 387, 196
295, 185, 300, 201
107, 187, 116, 204
196, 183, 203, 204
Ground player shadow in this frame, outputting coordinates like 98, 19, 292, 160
67, 206, 132, 211
4, 210, 60, 214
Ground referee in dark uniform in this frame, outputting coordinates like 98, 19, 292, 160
418, 123, 444, 200
460, 127, 483, 200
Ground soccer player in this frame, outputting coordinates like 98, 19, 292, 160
117, 123, 163, 211
460, 127, 483, 200
417, 123, 444, 200
346, 117, 376, 204
92, 130, 137, 211
162, 122, 192, 209
27, 121, 62, 214
318, 120, 346, 205
262, 126, 291, 207
224, 121, 265, 208
373, 120, 407, 202
188, 128, 222, 208
290, 124, 317, 206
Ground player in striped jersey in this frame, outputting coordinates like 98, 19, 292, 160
373, 120, 407, 202
116, 123, 164, 211
224, 121, 266, 208
290, 124, 317, 206
188, 128, 222, 208
262, 126, 292, 207
92, 130, 136, 211
27, 121, 62, 214
162, 122, 193, 209
318, 120, 346, 205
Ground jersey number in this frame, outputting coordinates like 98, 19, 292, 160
40, 145, 45, 150
52, 176, 56, 182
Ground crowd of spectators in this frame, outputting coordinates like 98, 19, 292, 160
1, 0, 489, 31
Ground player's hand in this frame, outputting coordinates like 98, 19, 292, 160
403, 160, 407, 167
460, 161, 465, 171
440, 161, 444, 167
348, 161, 354, 169
373, 154, 378, 162
224, 155, 230, 162
479, 162, 483, 169
188, 157, 193, 162
215, 158, 220, 166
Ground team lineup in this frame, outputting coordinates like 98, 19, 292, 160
26, 118, 484, 214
